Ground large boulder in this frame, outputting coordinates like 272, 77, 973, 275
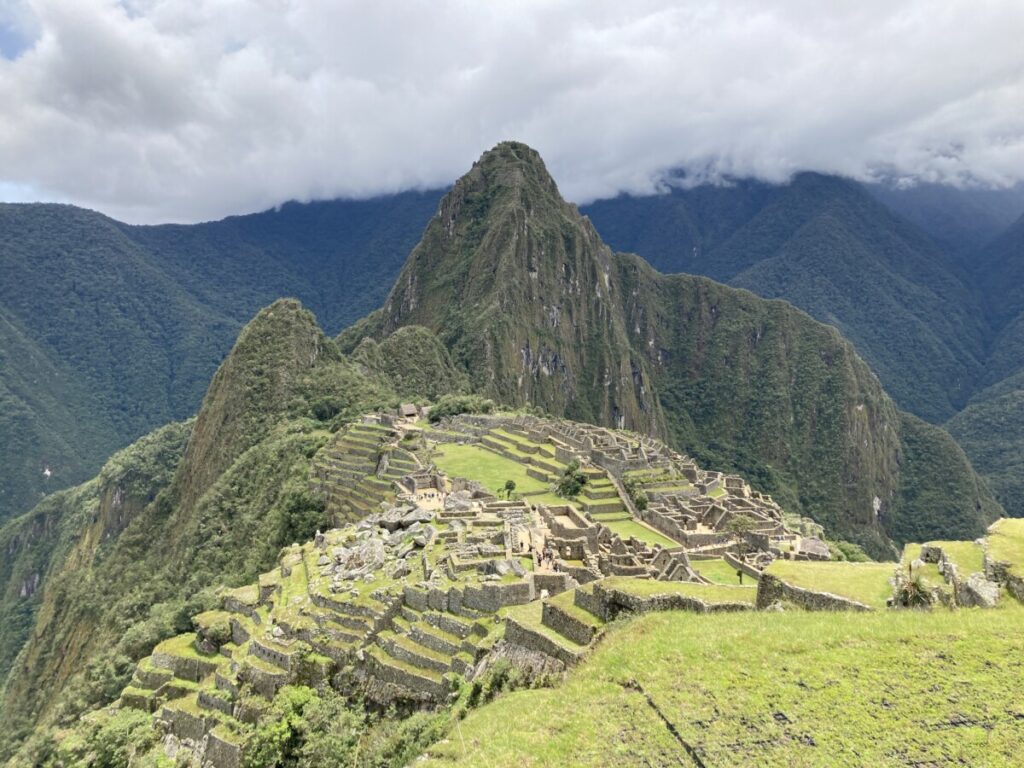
962, 573, 1001, 608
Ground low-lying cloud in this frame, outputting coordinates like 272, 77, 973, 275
1, 0, 1022, 223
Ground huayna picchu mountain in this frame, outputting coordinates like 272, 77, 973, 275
0, 142, 1003, 765
342, 142, 1000, 556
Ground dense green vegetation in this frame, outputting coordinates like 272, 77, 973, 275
864, 181, 1024, 260
426, 394, 496, 423
588, 173, 989, 422
948, 383, 1024, 517
0, 193, 440, 524
4, 162, 1022, 532
1, 141, 1019, 763
421, 605, 1024, 767
586, 179, 1024, 516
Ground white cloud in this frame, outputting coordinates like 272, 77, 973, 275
0, 0, 1022, 222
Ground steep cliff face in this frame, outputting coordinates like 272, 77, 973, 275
0, 421, 193, 758
173, 298, 336, 513
614, 257, 904, 548
349, 141, 999, 554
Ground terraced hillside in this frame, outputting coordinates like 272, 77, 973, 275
54, 411, 1024, 767
309, 420, 420, 524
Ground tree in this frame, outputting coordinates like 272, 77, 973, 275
555, 461, 588, 498
503, 480, 516, 499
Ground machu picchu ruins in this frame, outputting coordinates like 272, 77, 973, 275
100, 409, 1024, 768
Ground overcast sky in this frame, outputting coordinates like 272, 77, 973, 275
0, 0, 1022, 224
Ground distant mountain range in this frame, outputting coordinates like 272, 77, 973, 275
1, 159, 1021, 525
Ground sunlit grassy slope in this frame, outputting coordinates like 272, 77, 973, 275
424, 604, 1024, 767
764, 560, 897, 609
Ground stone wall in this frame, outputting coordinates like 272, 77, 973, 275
197, 689, 233, 717
363, 648, 451, 698
984, 555, 1024, 603
205, 731, 243, 768
573, 587, 606, 620
541, 602, 598, 645
462, 581, 534, 612
503, 616, 583, 667
595, 584, 751, 617
724, 552, 761, 581
160, 705, 207, 742
533, 572, 574, 596
240, 663, 288, 698
151, 651, 220, 683
755, 573, 875, 612
249, 639, 295, 672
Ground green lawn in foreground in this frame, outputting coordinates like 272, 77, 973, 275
765, 560, 896, 609
423, 604, 1024, 767
986, 518, 1024, 578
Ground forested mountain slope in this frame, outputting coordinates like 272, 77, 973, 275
0, 146, 1006, 761
584, 174, 989, 422
0, 193, 440, 524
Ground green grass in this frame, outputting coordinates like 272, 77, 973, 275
986, 519, 1024, 578
278, 558, 310, 605
601, 519, 678, 548
926, 540, 985, 576
692, 558, 747, 585
432, 443, 549, 496
546, 591, 604, 627
423, 605, 1024, 767
153, 633, 221, 662
765, 560, 896, 609
527, 492, 579, 509
602, 577, 756, 604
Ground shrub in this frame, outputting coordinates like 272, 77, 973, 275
427, 394, 496, 423
556, 461, 588, 498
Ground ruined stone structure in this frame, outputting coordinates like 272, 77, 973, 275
111, 413, 1022, 768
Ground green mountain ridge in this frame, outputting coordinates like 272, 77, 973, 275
587, 173, 990, 422
3, 167, 1020, 534
0, 298, 471, 761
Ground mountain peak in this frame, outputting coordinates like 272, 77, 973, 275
174, 298, 336, 509
450, 140, 563, 211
